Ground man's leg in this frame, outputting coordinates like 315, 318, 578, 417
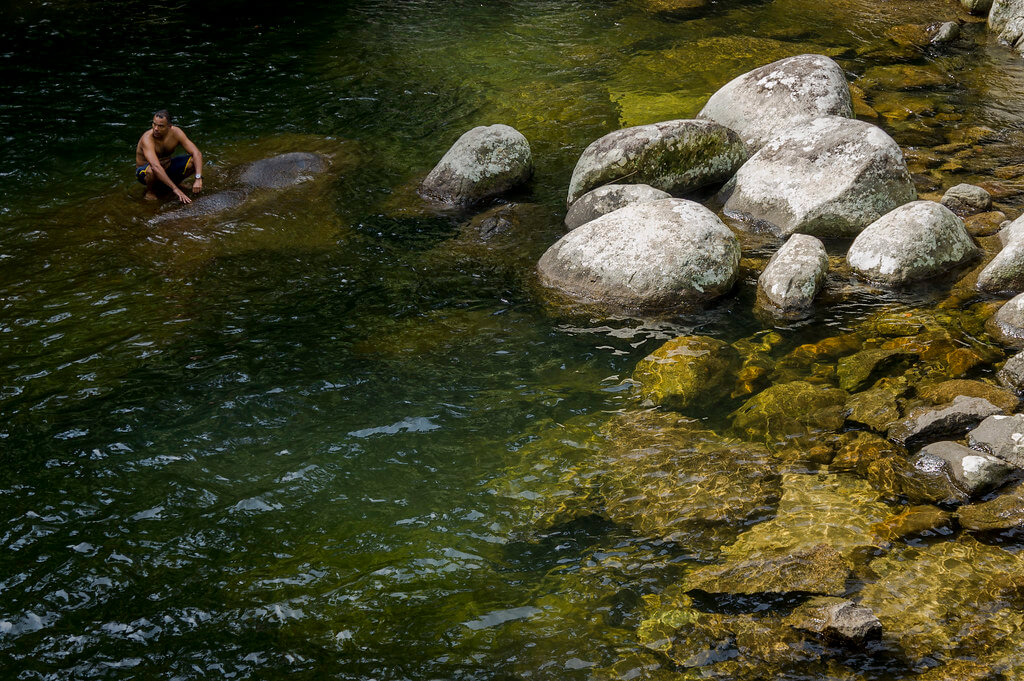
137, 164, 160, 200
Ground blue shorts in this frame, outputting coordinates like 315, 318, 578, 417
136, 154, 194, 185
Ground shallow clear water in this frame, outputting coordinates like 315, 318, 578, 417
4, 0, 1024, 679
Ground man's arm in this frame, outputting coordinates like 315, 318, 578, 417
142, 136, 192, 204
176, 128, 204, 194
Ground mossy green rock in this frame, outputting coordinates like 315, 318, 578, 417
859, 536, 1024, 662
633, 335, 740, 410
958, 481, 1024, 531
731, 380, 847, 448
837, 347, 917, 392
684, 542, 851, 596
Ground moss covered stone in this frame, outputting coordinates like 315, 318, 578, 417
632, 335, 740, 411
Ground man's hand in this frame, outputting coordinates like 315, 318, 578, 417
174, 187, 193, 204
192, 178, 203, 194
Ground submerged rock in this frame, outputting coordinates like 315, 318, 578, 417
698, 54, 853, 152
537, 198, 740, 312
684, 543, 851, 596
915, 441, 1015, 497
837, 347, 916, 392
731, 380, 847, 449
632, 335, 740, 411
755, 234, 828, 317
846, 201, 979, 286
148, 189, 250, 225
565, 119, 746, 206
844, 377, 911, 433
564, 184, 670, 230
787, 597, 882, 643
721, 116, 916, 238
859, 536, 1024, 663
237, 151, 328, 189
419, 124, 533, 208
917, 379, 1019, 414
958, 480, 1024, 531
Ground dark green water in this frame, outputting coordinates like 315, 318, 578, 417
5, 0, 1024, 679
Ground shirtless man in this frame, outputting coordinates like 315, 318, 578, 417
135, 109, 204, 203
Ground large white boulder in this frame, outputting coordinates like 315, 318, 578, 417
698, 54, 853, 152
990, 0, 1024, 54
721, 115, 916, 238
847, 201, 979, 286
419, 124, 533, 208
979, 217, 1024, 293
565, 119, 746, 206
537, 198, 740, 311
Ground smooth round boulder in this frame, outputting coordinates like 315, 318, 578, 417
846, 201, 980, 286
238, 152, 328, 189
564, 184, 670, 230
941, 183, 992, 216
986, 292, 1024, 348
698, 54, 853, 152
756, 234, 828, 316
977, 237, 1024, 293
722, 116, 916, 238
419, 124, 533, 208
632, 335, 740, 410
565, 119, 746, 206
963, 0, 993, 15
537, 198, 740, 312
990, 0, 1024, 54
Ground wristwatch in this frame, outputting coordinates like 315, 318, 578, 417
195, 174, 203, 179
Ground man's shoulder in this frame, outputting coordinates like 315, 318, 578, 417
139, 129, 154, 146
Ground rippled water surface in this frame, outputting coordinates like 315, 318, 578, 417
5, 0, 1024, 678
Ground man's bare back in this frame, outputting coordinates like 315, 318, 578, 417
135, 110, 203, 203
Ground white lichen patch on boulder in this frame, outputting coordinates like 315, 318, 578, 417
756, 233, 829, 316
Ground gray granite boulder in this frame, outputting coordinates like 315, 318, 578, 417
847, 201, 980, 286
967, 413, 1024, 467
537, 198, 740, 311
756, 234, 828, 316
698, 54, 853, 152
565, 119, 746, 206
997, 350, 1024, 392
990, 0, 1024, 54
238, 152, 328, 189
721, 116, 916, 238
999, 214, 1024, 245
931, 21, 961, 44
941, 183, 992, 216
564, 184, 671, 230
986, 292, 1024, 347
916, 441, 1015, 497
977, 236, 1024, 293
419, 124, 533, 208
888, 395, 1004, 447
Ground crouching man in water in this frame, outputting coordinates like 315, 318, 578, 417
135, 109, 203, 203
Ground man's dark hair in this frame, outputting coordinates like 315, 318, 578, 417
153, 109, 172, 123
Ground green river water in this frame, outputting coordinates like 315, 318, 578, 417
6, 0, 1024, 679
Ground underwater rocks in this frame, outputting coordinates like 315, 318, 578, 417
419, 124, 533, 208
755, 234, 828, 317
721, 115, 916, 238
237, 151, 328, 189
537, 198, 740, 312
958, 480, 1024, 530
632, 335, 739, 411
698, 54, 853, 153
563, 183, 670, 230
787, 597, 883, 643
147, 189, 250, 225
683, 543, 851, 596
847, 201, 980, 286
565, 119, 746, 206
731, 380, 847, 450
